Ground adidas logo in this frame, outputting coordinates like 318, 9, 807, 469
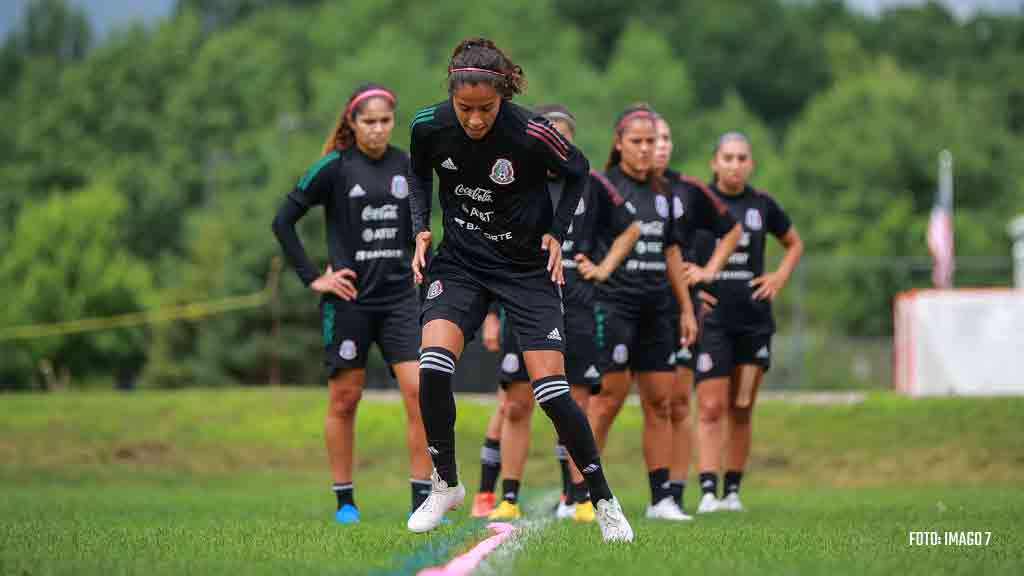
547, 328, 562, 341
427, 446, 439, 456
349, 184, 366, 197
702, 480, 714, 488
584, 365, 600, 379
581, 464, 600, 474
441, 157, 457, 171
756, 346, 770, 359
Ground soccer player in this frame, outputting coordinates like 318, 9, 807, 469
405, 37, 633, 542
652, 116, 742, 514
271, 84, 432, 524
693, 132, 803, 514
484, 105, 641, 523
585, 104, 701, 522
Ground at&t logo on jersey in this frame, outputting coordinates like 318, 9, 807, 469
426, 280, 443, 300
490, 158, 515, 185
745, 208, 763, 231
390, 175, 409, 199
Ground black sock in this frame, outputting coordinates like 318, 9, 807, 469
555, 443, 570, 499
532, 375, 613, 503
501, 478, 521, 504
699, 472, 718, 497
724, 470, 744, 495
669, 480, 686, 507
571, 481, 590, 504
419, 347, 459, 486
411, 478, 432, 512
648, 467, 671, 505
479, 437, 501, 493
333, 482, 354, 509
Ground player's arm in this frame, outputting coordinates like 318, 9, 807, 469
271, 156, 358, 300
408, 119, 435, 284
752, 197, 803, 301
576, 171, 639, 282
666, 244, 698, 346
680, 178, 741, 285
529, 117, 588, 284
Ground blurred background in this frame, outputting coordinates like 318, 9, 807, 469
1, 0, 1021, 393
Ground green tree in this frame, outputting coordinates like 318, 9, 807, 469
0, 182, 153, 388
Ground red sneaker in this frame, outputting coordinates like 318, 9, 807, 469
471, 492, 496, 518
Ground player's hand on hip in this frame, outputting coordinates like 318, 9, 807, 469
482, 312, 501, 352
412, 231, 432, 285
542, 234, 564, 285
311, 265, 358, 301
575, 254, 608, 283
680, 309, 698, 347
751, 271, 786, 300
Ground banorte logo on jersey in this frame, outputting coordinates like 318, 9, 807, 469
489, 158, 515, 185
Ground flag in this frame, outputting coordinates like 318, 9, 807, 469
927, 151, 954, 288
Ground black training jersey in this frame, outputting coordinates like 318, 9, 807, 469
556, 172, 636, 306
702, 183, 792, 333
283, 145, 416, 309
663, 169, 737, 313
594, 165, 679, 304
408, 99, 588, 276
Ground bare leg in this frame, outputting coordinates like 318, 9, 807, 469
325, 368, 366, 483
587, 370, 631, 452
637, 371, 674, 473
499, 381, 534, 481
725, 366, 764, 471
670, 367, 694, 484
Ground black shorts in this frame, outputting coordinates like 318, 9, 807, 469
421, 249, 566, 355
694, 324, 772, 382
595, 295, 676, 374
498, 303, 601, 393
320, 294, 420, 374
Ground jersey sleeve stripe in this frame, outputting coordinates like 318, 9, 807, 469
680, 174, 727, 214
298, 150, 339, 191
526, 127, 568, 161
527, 120, 569, 156
590, 170, 625, 206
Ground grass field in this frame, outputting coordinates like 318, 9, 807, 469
1, 389, 1022, 575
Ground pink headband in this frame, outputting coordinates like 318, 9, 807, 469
615, 110, 655, 133
345, 88, 395, 119
448, 67, 506, 78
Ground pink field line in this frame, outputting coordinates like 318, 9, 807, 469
417, 522, 519, 576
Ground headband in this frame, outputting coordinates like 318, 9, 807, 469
542, 111, 575, 124
345, 88, 395, 119
615, 110, 655, 133
448, 67, 506, 78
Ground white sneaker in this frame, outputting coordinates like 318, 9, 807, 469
719, 492, 744, 512
407, 470, 465, 533
555, 500, 575, 520
595, 498, 634, 543
645, 496, 693, 521
696, 492, 720, 514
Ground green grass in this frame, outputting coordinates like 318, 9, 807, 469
1, 389, 1022, 575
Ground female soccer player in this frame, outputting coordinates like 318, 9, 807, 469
405, 38, 633, 542
652, 116, 742, 513
271, 84, 432, 524
584, 104, 701, 522
693, 132, 803, 514
482, 105, 640, 523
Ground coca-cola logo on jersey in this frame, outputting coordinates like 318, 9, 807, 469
454, 184, 494, 203
361, 204, 399, 221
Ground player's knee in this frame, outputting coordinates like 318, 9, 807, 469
642, 394, 672, 421
699, 396, 725, 424
729, 404, 753, 426
329, 386, 362, 420
670, 394, 691, 424
505, 397, 533, 422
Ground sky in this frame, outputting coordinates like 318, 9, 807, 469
1, 0, 1021, 41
